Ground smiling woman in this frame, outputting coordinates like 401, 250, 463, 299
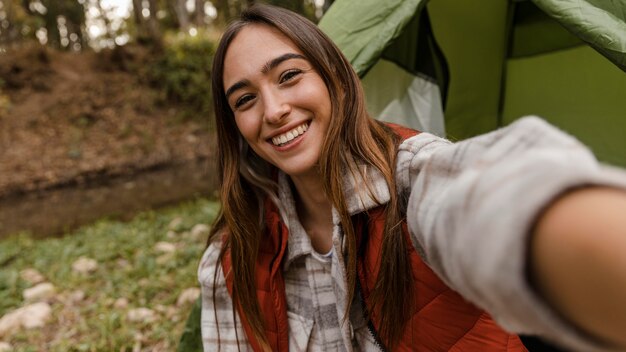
194, 4, 626, 352
224, 24, 332, 181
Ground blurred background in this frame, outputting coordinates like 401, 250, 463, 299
0, 1, 328, 351
0, 0, 624, 350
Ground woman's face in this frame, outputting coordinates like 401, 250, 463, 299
222, 24, 332, 178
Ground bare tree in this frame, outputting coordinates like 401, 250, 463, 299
0, 0, 22, 46
146, 0, 161, 42
173, 0, 190, 30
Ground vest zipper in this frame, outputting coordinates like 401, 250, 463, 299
355, 278, 388, 352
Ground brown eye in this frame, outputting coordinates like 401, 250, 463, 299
234, 94, 255, 109
279, 69, 302, 84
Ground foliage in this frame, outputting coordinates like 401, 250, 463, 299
147, 30, 216, 122
0, 78, 9, 117
0, 198, 220, 351
0, 0, 86, 50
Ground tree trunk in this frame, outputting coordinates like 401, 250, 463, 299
174, 0, 190, 31
1, 0, 20, 46
146, 0, 162, 47
41, 0, 61, 48
131, 0, 147, 40
215, 0, 232, 26
193, 0, 204, 27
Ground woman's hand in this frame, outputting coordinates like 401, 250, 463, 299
531, 187, 626, 348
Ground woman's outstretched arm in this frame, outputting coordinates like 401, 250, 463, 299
531, 186, 626, 348
398, 116, 626, 351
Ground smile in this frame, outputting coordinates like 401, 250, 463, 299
271, 122, 309, 146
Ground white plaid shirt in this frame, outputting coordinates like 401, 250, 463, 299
198, 117, 626, 352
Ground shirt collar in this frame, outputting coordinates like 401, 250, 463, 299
278, 165, 391, 270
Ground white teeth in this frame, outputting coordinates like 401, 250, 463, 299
271, 122, 309, 146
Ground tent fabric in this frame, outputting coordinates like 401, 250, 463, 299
320, 0, 626, 167
320, 1, 448, 137
320, 0, 626, 74
532, 0, 626, 72
361, 59, 446, 135
318, 0, 427, 77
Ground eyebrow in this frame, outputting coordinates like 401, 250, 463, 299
261, 53, 306, 74
224, 53, 307, 100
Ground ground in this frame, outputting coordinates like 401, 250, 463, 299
0, 44, 213, 198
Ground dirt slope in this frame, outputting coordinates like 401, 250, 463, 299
0, 45, 213, 198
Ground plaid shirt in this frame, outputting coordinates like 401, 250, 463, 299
198, 117, 626, 352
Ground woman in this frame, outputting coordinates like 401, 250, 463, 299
198, 4, 626, 351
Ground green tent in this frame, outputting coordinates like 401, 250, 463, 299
178, 1, 626, 350
319, 0, 626, 167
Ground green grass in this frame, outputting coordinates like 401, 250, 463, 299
0, 198, 220, 351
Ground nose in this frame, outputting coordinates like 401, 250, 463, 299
262, 89, 291, 124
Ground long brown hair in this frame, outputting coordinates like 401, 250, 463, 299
209, 4, 414, 349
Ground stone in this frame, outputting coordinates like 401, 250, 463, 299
0, 341, 12, 351
116, 259, 131, 270
72, 256, 98, 274
23, 282, 55, 302
0, 311, 21, 337
0, 302, 52, 337
114, 298, 128, 309
127, 308, 157, 323
19, 268, 45, 285
190, 224, 210, 240
176, 287, 200, 307
156, 252, 174, 265
168, 217, 183, 231
154, 241, 176, 253
166, 230, 177, 239
69, 290, 85, 302
21, 303, 52, 329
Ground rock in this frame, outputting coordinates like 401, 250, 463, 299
72, 256, 98, 274
23, 282, 55, 301
190, 224, 210, 240
114, 298, 128, 309
19, 268, 45, 285
69, 290, 85, 302
0, 302, 52, 337
176, 287, 200, 307
127, 308, 157, 323
156, 252, 174, 265
0, 311, 20, 337
154, 241, 176, 253
166, 230, 177, 239
116, 258, 130, 269
0, 341, 12, 351
21, 302, 52, 329
168, 217, 183, 231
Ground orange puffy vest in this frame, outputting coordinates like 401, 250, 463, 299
222, 124, 527, 351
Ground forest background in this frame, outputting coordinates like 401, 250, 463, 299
0, 1, 331, 351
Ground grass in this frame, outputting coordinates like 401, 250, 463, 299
0, 197, 220, 351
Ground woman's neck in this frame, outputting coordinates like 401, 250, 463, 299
290, 173, 334, 254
